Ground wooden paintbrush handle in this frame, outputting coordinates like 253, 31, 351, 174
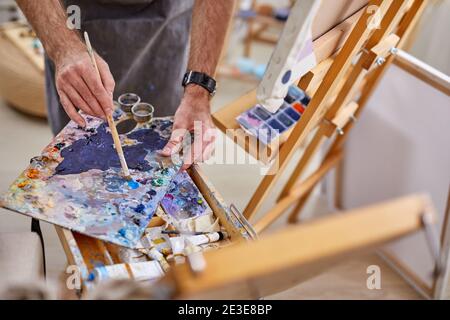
84, 32, 131, 178
107, 115, 130, 176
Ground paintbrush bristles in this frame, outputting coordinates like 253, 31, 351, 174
84, 32, 131, 180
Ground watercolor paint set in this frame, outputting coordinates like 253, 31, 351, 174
236, 85, 311, 144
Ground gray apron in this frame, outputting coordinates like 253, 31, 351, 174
45, 0, 194, 134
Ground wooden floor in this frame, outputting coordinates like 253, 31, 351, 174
268, 253, 421, 300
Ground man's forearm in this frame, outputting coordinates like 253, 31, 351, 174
16, 0, 84, 62
187, 0, 235, 78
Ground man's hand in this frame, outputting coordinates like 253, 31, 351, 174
16, 0, 115, 128
55, 49, 115, 128
160, 86, 216, 170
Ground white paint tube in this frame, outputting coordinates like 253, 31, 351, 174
138, 227, 172, 270
172, 212, 221, 234
129, 261, 164, 281
184, 239, 206, 274
186, 231, 227, 246
168, 231, 227, 264
169, 236, 186, 264
118, 247, 148, 263
137, 227, 172, 255
89, 261, 164, 283
145, 247, 171, 272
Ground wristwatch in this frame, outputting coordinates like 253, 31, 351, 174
182, 70, 217, 97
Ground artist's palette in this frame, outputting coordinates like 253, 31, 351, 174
236, 85, 310, 144
1, 114, 182, 248
161, 171, 212, 220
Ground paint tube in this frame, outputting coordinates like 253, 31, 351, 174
144, 247, 171, 272
167, 232, 227, 264
184, 238, 205, 274
128, 261, 164, 281
185, 231, 227, 246
118, 247, 148, 263
136, 226, 172, 271
138, 227, 171, 254
89, 261, 164, 283
169, 237, 186, 264
172, 212, 220, 234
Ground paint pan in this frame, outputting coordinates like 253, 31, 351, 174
132, 103, 154, 124
118, 93, 141, 113
116, 118, 137, 135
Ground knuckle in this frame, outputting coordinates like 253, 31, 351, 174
66, 64, 77, 74
75, 61, 87, 72
59, 69, 71, 81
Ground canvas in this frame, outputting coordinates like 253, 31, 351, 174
0, 112, 182, 248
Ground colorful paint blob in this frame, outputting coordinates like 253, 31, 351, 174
0, 113, 181, 248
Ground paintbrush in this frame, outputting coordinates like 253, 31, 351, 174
161, 230, 221, 236
83, 31, 131, 180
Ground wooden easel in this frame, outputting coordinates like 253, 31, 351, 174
213, 0, 427, 233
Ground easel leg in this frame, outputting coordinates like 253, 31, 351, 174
334, 154, 344, 210
277, 128, 326, 201
288, 190, 314, 224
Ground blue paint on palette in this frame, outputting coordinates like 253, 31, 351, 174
55, 123, 167, 175
127, 180, 139, 190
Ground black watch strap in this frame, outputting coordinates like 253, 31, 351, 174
182, 71, 217, 96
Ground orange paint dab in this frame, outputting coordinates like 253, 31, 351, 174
18, 181, 30, 188
27, 168, 40, 179
293, 102, 305, 114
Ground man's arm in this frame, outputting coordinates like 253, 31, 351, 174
16, 0, 115, 127
161, 0, 236, 169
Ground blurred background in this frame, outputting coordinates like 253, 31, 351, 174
0, 0, 449, 299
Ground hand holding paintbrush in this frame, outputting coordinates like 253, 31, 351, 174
84, 32, 131, 180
